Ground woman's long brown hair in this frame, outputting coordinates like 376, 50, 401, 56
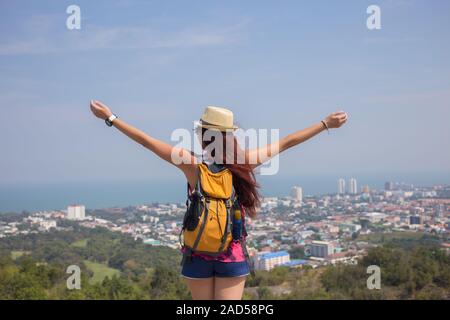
200, 128, 260, 218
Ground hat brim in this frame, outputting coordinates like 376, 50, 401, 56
197, 123, 238, 132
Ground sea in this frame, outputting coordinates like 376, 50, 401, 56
0, 172, 449, 213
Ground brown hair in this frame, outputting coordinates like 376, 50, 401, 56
200, 128, 260, 218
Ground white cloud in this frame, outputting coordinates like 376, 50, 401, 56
0, 15, 250, 55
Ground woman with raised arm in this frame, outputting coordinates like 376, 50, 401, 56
90, 100, 348, 300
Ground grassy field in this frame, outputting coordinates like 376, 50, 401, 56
83, 260, 120, 284
10, 250, 29, 260
71, 239, 89, 248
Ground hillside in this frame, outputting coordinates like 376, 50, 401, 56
0, 225, 449, 300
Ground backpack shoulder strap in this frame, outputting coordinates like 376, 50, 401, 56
187, 165, 204, 197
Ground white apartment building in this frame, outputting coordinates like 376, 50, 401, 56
349, 178, 358, 195
66, 205, 86, 220
338, 178, 346, 194
253, 251, 290, 271
290, 186, 303, 203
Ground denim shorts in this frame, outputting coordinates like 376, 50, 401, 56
181, 255, 250, 279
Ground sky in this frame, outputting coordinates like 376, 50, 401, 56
1, 0, 449, 190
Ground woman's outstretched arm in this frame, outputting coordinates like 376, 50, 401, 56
246, 111, 348, 168
90, 100, 198, 187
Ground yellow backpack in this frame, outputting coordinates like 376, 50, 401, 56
180, 163, 237, 257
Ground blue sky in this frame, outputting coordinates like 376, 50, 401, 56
1, 0, 449, 187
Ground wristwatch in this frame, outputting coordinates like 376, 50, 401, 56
105, 114, 118, 127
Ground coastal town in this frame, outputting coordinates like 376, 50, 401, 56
1, 179, 449, 272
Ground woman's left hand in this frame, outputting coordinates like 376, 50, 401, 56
323, 111, 348, 129
90, 100, 113, 120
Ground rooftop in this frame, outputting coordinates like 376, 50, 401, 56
260, 251, 289, 259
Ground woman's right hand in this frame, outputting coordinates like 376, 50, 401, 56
90, 100, 113, 120
324, 111, 348, 129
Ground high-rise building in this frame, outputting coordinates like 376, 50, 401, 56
385, 181, 394, 191
67, 205, 86, 220
362, 185, 370, 194
435, 204, 445, 219
308, 241, 334, 258
290, 186, 303, 203
349, 178, 358, 195
338, 178, 346, 194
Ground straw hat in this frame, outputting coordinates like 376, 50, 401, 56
197, 106, 238, 131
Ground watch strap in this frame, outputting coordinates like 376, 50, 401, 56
105, 114, 117, 127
